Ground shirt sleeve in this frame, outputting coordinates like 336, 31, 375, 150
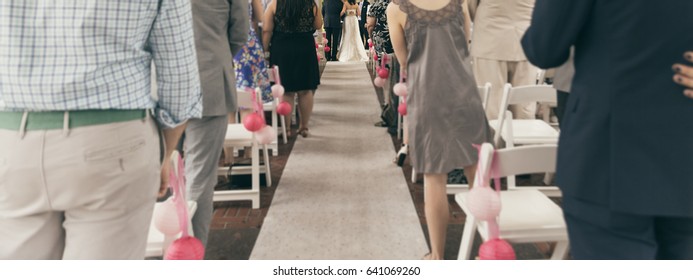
148, 0, 203, 128
521, 0, 594, 69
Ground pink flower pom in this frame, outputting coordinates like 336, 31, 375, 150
255, 125, 275, 145
324, 46, 331, 53
466, 185, 501, 221
374, 77, 385, 88
276, 101, 292, 116
324, 39, 329, 44
153, 198, 181, 236
243, 113, 264, 132
373, 53, 378, 61
378, 68, 390, 79
315, 42, 318, 49
271, 84, 285, 98
393, 83, 407, 97
164, 236, 205, 260
478, 238, 516, 260
398, 102, 407, 116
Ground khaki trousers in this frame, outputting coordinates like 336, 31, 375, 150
0, 116, 160, 259
473, 57, 538, 120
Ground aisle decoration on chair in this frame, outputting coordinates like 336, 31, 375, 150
163, 151, 205, 260
467, 144, 516, 260
242, 87, 276, 145
374, 54, 389, 88
270, 67, 292, 117
394, 71, 408, 116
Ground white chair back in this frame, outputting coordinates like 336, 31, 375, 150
477, 82, 491, 110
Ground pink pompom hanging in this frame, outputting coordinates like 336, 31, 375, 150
393, 83, 407, 97
467, 186, 501, 221
271, 84, 285, 98
374, 77, 385, 88
478, 238, 516, 260
398, 102, 407, 116
243, 112, 264, 132
164, 151, 205, 260
256, 125, 276, 145
276, 101, 292, 116
324, 46, 331, 53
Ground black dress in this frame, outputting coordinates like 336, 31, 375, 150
270, 1, 320, 92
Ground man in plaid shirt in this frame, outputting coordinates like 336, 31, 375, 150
0, 0, 202, 259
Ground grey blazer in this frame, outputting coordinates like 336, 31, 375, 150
191, 0, 249, 116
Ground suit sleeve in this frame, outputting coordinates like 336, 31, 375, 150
228, 0, 249, 57
521, 0, 594, 69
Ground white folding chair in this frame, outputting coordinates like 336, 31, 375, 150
215, 88, 272, 209
491, 84, 559, 147
145, 201, 197, 258
455, 144, 569, 260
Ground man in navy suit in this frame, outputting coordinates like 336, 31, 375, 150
522, 0, 693, 259
323, 0, 344, 61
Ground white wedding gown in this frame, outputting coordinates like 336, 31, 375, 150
337, 9, 369, 62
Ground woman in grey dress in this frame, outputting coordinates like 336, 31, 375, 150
387, 0, 491, 259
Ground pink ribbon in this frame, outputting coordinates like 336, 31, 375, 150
168, 153, 191, 238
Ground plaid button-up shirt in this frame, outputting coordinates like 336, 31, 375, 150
0, 0, 202, 128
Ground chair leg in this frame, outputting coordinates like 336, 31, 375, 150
543, 172, 554, 185
262, 144, 272, 187
458, 215, 478, 260
271, 109, 279, 156
411, 168, 417, 184
251, 143, 260, 209
551, 241, 570, 260
280, 115, 288, 143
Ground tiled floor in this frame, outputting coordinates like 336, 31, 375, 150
206, 60, 559, 260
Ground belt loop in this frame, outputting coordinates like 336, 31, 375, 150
18, 111, 28, 139
63, 111, 70, 137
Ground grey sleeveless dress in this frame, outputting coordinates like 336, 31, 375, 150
396, 0, 492, 174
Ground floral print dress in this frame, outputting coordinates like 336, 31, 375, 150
234, 1, 272, 103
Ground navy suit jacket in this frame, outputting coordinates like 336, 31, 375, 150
323, 0, 344, 28
522, 0, 693, 217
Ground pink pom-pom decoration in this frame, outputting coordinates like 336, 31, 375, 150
315, 43, 318, 49
164, 236, 205, 260
324, 39, 329, 44
398, 102, 407, 116
393, 83, 407, 97
243, 113, 265, 132
153, 198, 181, 236
378, 67, 390, 79
271, 84, 285, 98
324, 46, 331, 53
478, 238, 516, 260
255, 125, 275, 145
466, 185, 501, 221
276, 101, 292, 116
373, 53, 378, 61
374, 77, 385, 88
368, 39, 373, 48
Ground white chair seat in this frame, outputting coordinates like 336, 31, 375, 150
489, 119, 559, 144
224, 124, 253, 146
146, 201, 198, 258
456, 190, 567, 243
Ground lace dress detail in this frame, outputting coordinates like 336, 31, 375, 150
393, 0, 463, 27
275, 1, 316, 33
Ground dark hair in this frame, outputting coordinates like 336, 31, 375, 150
277, 0, 314, 26
348, 0, 356, 5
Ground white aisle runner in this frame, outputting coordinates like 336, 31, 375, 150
250, 62, 428, 259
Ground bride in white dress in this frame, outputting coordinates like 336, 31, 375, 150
337, 0, 369, 62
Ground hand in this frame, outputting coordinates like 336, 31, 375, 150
672, 51, 693, 99
158, 157, 171, 198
